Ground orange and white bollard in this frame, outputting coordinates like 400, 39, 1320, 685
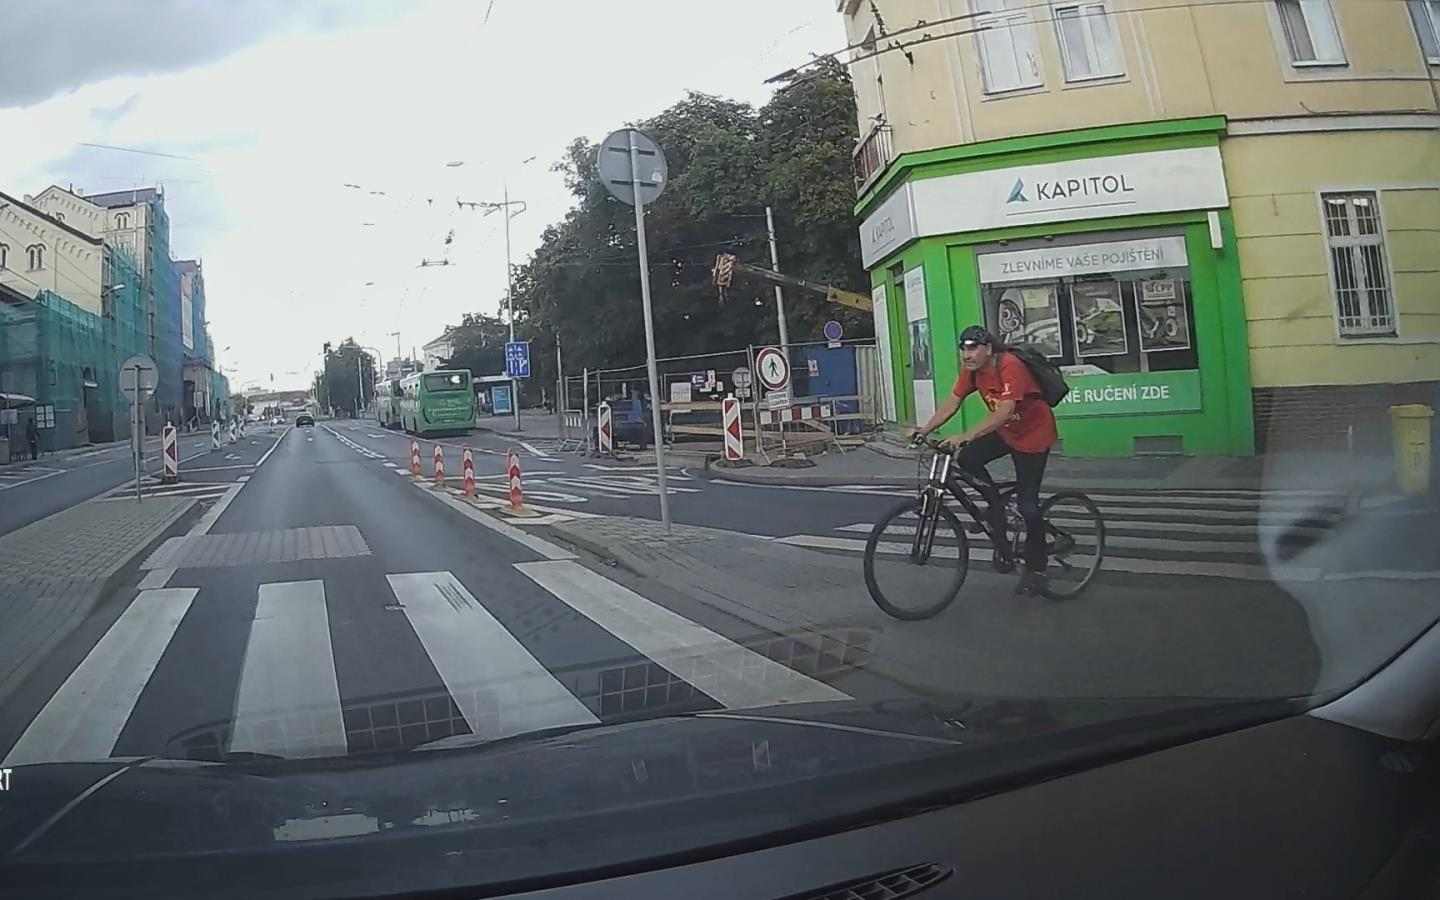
462, 447, 475, 497
410, 440, 422, 476
433, 444, 445, 485
507, 449, 524, 512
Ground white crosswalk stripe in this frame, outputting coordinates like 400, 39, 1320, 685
3, 588, 197, 767
388, 572, 599, 742
4, 564, 852, 766
229, 580, 348, 759
774, 488, 1347, 583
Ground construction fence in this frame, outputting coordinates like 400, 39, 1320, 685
554, 339, 888, 461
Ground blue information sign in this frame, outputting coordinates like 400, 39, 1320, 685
504, 341, 531, 379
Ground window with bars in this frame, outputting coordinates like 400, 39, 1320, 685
1322, 192, 1396, 338
973, 0, 1044, 93
1276, 0, 1345, 64
1411, 0, 1440, 63
1054, 2, 1124, 80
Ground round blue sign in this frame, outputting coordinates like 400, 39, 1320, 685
823, 320, 843, 341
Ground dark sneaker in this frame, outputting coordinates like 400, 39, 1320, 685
1016, 570, 1048, 596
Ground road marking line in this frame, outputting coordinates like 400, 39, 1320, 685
835, 523, 1251, 554
422, 485, 576, 560
388, 571, 597, 740
519, 441, 555, 460
229, 580, 347, 759
775, 534, 1316, 582
3, 588, 197, 767
237, 475, 250, 483
0, 468, 64, 491
137, 567, 176, 590
517, 560, 850, 709
177, 464, 256, 473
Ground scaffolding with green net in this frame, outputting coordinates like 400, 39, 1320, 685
0, 246, 148, 454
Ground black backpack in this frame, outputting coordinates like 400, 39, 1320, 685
1002, 344, 1070, 408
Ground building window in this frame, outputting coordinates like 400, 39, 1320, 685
115, 212, 130, 229
1276, 0, 1345, 65
26, 244, 45, 271
973, 0, 1044, 93
1411, 0, 1440, 62
0, 243, 7, 270
1054, 3, 1124, 80
53, 212, 65, 223
1323, 193, 1395, 337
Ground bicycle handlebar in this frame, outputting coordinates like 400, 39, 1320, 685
908, 433, 969, 452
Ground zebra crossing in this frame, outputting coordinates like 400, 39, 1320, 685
1, 562, 852, 767
773, 487, 1349, 583
98, 476, 236, 502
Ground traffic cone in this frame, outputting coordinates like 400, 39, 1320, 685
462, 447, 475, 497
501, 449, 538, 516
410, 440, 421, 476
433, 444, 445, 485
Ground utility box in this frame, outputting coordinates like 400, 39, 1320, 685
1390, 404, 1434, 496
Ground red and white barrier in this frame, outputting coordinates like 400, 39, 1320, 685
596, 402, 613, 455
433, 444, 445, 484
507, 450, 524, 512
410, 440, 422, 476
760, 404, 833, 426
462, 447, 475, 497
161, 424, 179, 483
722, 396, 744, 462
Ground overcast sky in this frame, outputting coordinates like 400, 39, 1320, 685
0, 0, 846, 392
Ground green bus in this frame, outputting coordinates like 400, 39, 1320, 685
399, 369, 475, 436
375, 377, 403, 429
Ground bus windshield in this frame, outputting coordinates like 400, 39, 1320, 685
422, 372, 468, 392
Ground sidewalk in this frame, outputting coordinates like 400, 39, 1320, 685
472, 409, 560, 440
0, 495, 195, 708
702, 435, 1415, 496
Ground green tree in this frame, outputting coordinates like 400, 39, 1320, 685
322, 338, 377, 417
509, 62, 868, 376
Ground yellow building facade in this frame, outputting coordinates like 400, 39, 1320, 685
843, 0, 1439, 455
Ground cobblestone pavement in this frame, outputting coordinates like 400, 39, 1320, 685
0, 496, 195, 707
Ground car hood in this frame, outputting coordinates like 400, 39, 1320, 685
0, 695, 1296, 898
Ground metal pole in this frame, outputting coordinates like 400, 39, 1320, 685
504, 184, 520, 432
134, 366, 144, 503
765, 206, 790, 351
582, 366, 591, 454
356, 353, 364, 416
629, 131, 672, 531
556, 332, 564, 412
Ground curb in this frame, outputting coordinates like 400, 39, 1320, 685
0, 496, 198, 711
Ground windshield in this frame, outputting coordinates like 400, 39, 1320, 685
1, 1, 1437, 894
422, 372, 468, 392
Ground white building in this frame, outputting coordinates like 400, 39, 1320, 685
0, 190, 105, 313
422, 329, 456, 372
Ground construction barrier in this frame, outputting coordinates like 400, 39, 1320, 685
211, 421, 221, 450
760, 403, 833, 426
462, 447, 475, 497
161, 424, 179, 484
597, 402, 613, 455
722, 396, 744, 461
433, 444, 445, 485
507, 450, 524, 512
410, 440, 422, 476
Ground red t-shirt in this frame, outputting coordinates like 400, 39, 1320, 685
951, 352, 1058, 454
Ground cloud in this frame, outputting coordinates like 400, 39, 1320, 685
0, 0, 415, 109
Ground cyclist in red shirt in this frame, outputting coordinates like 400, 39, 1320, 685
910, 325, 1059, 595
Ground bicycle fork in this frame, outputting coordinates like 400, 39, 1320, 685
911, 452, 951, 564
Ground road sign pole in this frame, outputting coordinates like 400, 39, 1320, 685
629, 130, 671, 532
504, 184, 520, 432
134, 367, 144, 503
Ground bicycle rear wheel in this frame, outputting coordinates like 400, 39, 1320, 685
1038, 491, 1105, 599
864, 499, 971, 620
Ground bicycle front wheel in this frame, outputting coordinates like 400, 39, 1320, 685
1039, 491, 1105, 599
864, 499, 971, 620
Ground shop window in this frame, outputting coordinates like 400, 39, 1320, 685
1276, 0, 1345, 65
1054, 3, 1124, 80
1322, 192, 1396, 338
1411, 0, 1440, 63
976, 235, 1199, 376
973, 0, 1044, 93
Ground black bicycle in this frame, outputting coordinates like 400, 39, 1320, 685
863, 436, 1106, 619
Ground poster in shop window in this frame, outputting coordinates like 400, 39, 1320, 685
1137, 279, 1191, 352
1070, 281, 1128, 357
991, 284, 1062, 358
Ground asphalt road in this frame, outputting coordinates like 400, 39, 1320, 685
0, 422, 887, 767
0, 430, 230, 537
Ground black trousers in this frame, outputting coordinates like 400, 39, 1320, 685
955, 433, 1050, 570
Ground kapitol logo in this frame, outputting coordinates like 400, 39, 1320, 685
1006, 179, 1028, 203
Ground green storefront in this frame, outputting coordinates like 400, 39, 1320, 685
858, 116, 1254, 457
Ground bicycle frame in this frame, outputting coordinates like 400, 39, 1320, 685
912, 450, 1018, 565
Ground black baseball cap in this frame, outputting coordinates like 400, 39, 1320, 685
958, 325, 994, 348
